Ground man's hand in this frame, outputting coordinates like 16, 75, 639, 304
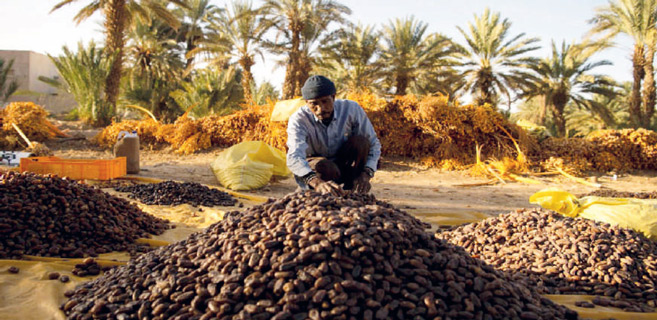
308, 176, 344, 196
353, 172, 372, 194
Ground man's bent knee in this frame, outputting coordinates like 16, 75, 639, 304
340, 135, 371, 168
346, 135, 371, 149
313, 159, 341, 182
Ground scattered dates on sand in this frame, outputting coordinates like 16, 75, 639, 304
0, 170, 170, 259
115, 180, 238, 207
71, 258, 116, 278
438, 208, 657, 312
62, 192, 576, 320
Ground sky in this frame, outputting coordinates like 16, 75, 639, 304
0, 0, 634, 97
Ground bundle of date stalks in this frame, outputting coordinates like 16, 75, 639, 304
438, 209, 657, 313
0, 171, 169, 259
62, 192, 577, 320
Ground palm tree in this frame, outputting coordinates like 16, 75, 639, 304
262, 0, 351, 98
174, 0, 221, 71
184, 1, 267, 104
296, 11, 343, 95
215, 0, 269, 104
608, 81, 634, 127
521, 41, 618, 137
0, 58, 19, 103
566, 89, 628, 136
457, 8, 540, 108
252, 81, 280, 104
643, 33, 657, 127
589, 0, 657, 128
186, 24, 232, 72
169, 67, 244, 118
51, 0, 184, 125
316, 24, 383, 94
379, 16, 460, 96
39, 41, 113, 125
123, 19, 185, 121
516, 81, 630, 137
126, 20, 183, 81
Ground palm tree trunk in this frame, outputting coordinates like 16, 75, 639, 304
642, 43, 656, 128
538, 96, 547, 126
283, 19, 302, 99
103, 0, 128, 126
630, 44, 646, 128
551, 91, 569, 137
476, 84, 492, 106
239, 55, 255, 105
283, 55, 297, 99
395, 75, 408, 95
551, 103, 567, 137
478, 67, 494, 106
296, 53, 312, 97
185, 39, 197, 72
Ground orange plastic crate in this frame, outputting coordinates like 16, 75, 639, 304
20, 156, 127, 180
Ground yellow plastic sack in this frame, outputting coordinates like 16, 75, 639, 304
270, 98, 305, 122
211, 141, 290, 191
530, 188, 657, 240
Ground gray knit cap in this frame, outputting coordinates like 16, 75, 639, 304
301, 75, 336, 100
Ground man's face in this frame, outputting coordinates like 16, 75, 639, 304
306, 95, 335, 121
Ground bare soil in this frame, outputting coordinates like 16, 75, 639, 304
28, 121, 657, 226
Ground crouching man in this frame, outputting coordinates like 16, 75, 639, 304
286, 75, 381, 195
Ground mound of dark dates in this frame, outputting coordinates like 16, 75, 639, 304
116, 180, 238, 207
0, 171, 169, 259
438, 208, 657, 312
62, 192, 576, 320
582, 189, 657, 199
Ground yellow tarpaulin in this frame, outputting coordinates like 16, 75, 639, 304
530, 188, 657, 240
1, 260, 92, 320
411, 210, 493, 226
546, 295, 657, 320
270, 98, 305, 122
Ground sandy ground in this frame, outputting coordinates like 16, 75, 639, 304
36, 124, 657, 228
